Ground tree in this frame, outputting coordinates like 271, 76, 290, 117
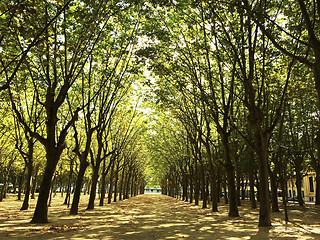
9, 0, 114, 223
245, 0, 320, 204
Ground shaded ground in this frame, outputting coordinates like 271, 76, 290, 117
0, 193, 320, 239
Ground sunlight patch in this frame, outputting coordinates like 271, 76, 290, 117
199, 226, 212, 231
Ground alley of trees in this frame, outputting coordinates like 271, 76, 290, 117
0, 0, 320, 228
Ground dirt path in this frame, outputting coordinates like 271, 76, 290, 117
0, 193, 320, 239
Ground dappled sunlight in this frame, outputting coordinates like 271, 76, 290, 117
0, 194, 320, 239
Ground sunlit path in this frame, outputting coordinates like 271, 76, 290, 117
1, 193, 320, 239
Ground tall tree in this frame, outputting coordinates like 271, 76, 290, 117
9, 1, 114, 223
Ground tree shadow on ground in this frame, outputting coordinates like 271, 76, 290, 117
1, 194, 320, 239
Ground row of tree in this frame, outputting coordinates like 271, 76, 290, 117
0, 0, 148, 223
1, 0, 320, 228
143, 0, 320, 227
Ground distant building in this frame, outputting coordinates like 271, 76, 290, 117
144, 186, 162, 193
287, 172, 316, 202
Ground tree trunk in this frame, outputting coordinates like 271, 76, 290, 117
108, 161, 115, 204
194, 162, 200, 206
17, 168, 25, 201
0, 173, 9, 202
31, 171, 38, 199
87, 165, 100, 210
225, 165, 239, 217
99, 172, 107, 206
31, 152, 59, 223
182, 173, 186, 201
113, 163, 120, 202
217, 170, 221, 203
241, 178, 246, 200
64, 158, 73, 206
123, 173, 129, 199
133, 174, 138, 197
255, 172, 260, 202
223, 176, 228, 204
119, 170, 125, 201
270, 170, 280, 212
185, 175, 189, 202
99, 159, 108, 207
221, 137, 239, 217
256, 134, 271, 227
200, 164, 207, 208
70, 160, 89, 215
48, 174, 56, 207
249, 168, 257, 209
315, 173, 320, 205
21, 163, 33, 210
280, 174, 289, 222
124, 171, 132, 199
130, 173, 135, 198
189, 169, 193, 203
295, 164, 304, 206
210, 166, 218, 212
11, 175, 16, 195
235, 158, 241, 206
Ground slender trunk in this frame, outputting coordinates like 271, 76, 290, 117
189, 167, 193, 203
99, 172, 107, 206
99, 160, 107, 206
185, 174, 188, 202
200, 164, 207, 208
130, 173, 135, 198
12, 176, 17, 195
235, 158, 241, 206
119, 170, 125, 201
270, 170, 280, 212
140, 183, 145, 194
295, 164, 304, 206
87, 165, 100, 210
223, 176, 228, 204
0, 173, 9, 201
70, 160, 89, 215
21, 163, 33, 210
210, 166, 218, 212
236, 173, 241, 206
108, 161, 115, 203
280, 175, 289, 222
31, 171, 38, 199
64, 158, 73, 206
31, 151, 59, 223
315, 173, 320, 205
249, 168, 257, 209
125, 171, 132, 199
241, 178, 246, 200
222, 136, 239, 217
225, 165, 239, 217
189, 178, 193, 203
182, 173, 186, 201
256, 134, 271, 227
17, 168, 25, 201
194, 162, 200, 205
48, 174, 56, 207
217, 170, 221, 203
113, 164, 120, 202
133, 174, 138, 197
255, 172, 260, 202
123, 173, 128, 199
